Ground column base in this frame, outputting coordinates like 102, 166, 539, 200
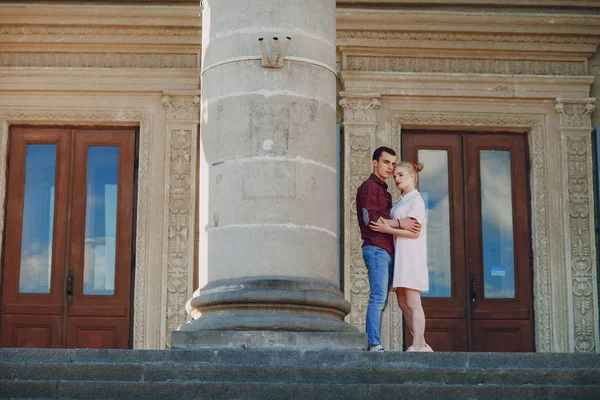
171, 330, 367, 351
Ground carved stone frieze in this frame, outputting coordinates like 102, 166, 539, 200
341, 94, 381, 340
0, 26, 200, 38
0, 107, 152, 349
162, 95, 201, 121
339, 95, 381, 125
557, 97, 598, 353
337, 30, 600, 46
344, 56, 587, 76
161, 92, 199, 348
0, 52, 199, 69
556, 100, 595, 128
165, 128, 194, 348
566, 137, 596, 353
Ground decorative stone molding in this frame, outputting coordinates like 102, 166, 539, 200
162, 94, 201, 121
0, 52, 199, 69
161, 91, 200, 349
344, 56, 587, 76
339, 93, 379, 340
0, 26, 200, 38
556, 99, 596, 129
342, 108, 554, 352
0, 107, 152, 349
339, 93, 381, 125
338, 31, 599, 46
556, 97, 599, 353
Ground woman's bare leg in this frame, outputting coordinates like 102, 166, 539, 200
395, 288, 414, 336
404, 288, 426, 350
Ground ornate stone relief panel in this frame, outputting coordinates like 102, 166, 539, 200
161, 92, 200, 348
340, 93, 404, 350
340, 103, 556, 352
344, 56, 587, 76
556, 98, 599, 353
0, 107, 152, 349
0, 53, 199, 69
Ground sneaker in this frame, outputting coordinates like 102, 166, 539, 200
368, 345, 387, 352
406, 346, 416, 352
420, 344, 434, 352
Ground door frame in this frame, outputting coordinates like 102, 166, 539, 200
341, 104, 572, 352
0, 110, 154, 348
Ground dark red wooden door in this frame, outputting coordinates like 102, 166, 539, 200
402, 131, 534, 352
1, 127, 136, 349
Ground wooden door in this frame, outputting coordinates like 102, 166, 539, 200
1, 127, 136, 349
402, 130, 534, 352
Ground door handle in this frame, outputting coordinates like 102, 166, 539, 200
469, 272, 477, 309
67, 269, 74, 306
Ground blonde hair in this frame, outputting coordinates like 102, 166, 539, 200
395, 161, 424, 184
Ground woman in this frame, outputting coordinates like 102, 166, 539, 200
369, 161, 432, 352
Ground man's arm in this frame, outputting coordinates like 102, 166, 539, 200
378, 217, 421, 234
357, 184, 387, 224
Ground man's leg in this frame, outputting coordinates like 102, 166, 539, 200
362, 246, 391, 350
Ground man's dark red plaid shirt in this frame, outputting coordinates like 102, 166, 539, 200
355, 173, 394, 256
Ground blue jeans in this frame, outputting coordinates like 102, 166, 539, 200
362, 245, 393, 348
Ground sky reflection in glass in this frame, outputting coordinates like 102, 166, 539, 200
480, 150, 516, 299
19, 145, 57, 294
83, 146, 119, 296
418, 149, 452, 298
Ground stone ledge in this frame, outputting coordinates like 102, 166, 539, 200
171, 331, 368, 351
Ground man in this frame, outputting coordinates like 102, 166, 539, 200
356, 146, 419, 352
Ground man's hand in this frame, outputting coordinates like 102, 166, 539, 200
399, 217, 421, 234
369, 217, 392, 234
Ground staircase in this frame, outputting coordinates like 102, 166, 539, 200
0, 348, 598, 399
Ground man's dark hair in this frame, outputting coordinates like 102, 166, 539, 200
372, 146, 396, 161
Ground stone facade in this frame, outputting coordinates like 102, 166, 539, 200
1, 1, 600, 352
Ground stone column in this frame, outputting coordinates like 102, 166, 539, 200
556, 97, 600, 353
173, 0, 362, 349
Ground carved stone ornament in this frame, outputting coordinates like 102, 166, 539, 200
0, 108, 152, 349
344, 111, 554, 352
161, 95, 201, 122
161, 92, 199, 348
555, 99, 595, 128
0, 52, 199, 69
164, 128, 195, 348
556, 97, 598, 353
337, 30, 600, 46
344, 56, 587, 76
339, 94, 381, 125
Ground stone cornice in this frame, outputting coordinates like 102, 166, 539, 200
337, 0, 600, 7
340, 72, 594, 99
0, 3, 201, 49
0, 3, 201, 28
337, 9, 600, 55
0, 68, 200, 92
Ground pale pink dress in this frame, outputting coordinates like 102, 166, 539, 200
390, 189, 428, 292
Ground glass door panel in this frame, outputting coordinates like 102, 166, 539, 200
418, 149, 452, 298
479, 150, 516, 299
83, 146, 119, 296
19, 145, 57, 294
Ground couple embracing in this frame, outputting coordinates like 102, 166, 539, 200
356, 146, 432, 353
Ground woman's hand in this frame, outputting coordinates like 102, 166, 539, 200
369, 217, 392, 234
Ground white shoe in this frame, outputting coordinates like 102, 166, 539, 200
368, 344, 387, 352
420, 344, 434, 352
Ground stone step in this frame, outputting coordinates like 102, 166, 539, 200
1, 380, 599, 400
0, 348, 598, 399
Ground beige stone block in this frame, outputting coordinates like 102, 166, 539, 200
207, 226, 338, 286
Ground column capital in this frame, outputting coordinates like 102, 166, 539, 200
339, 92, 381, 125
161, 90, 201, 122
555, 97, 595, 130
